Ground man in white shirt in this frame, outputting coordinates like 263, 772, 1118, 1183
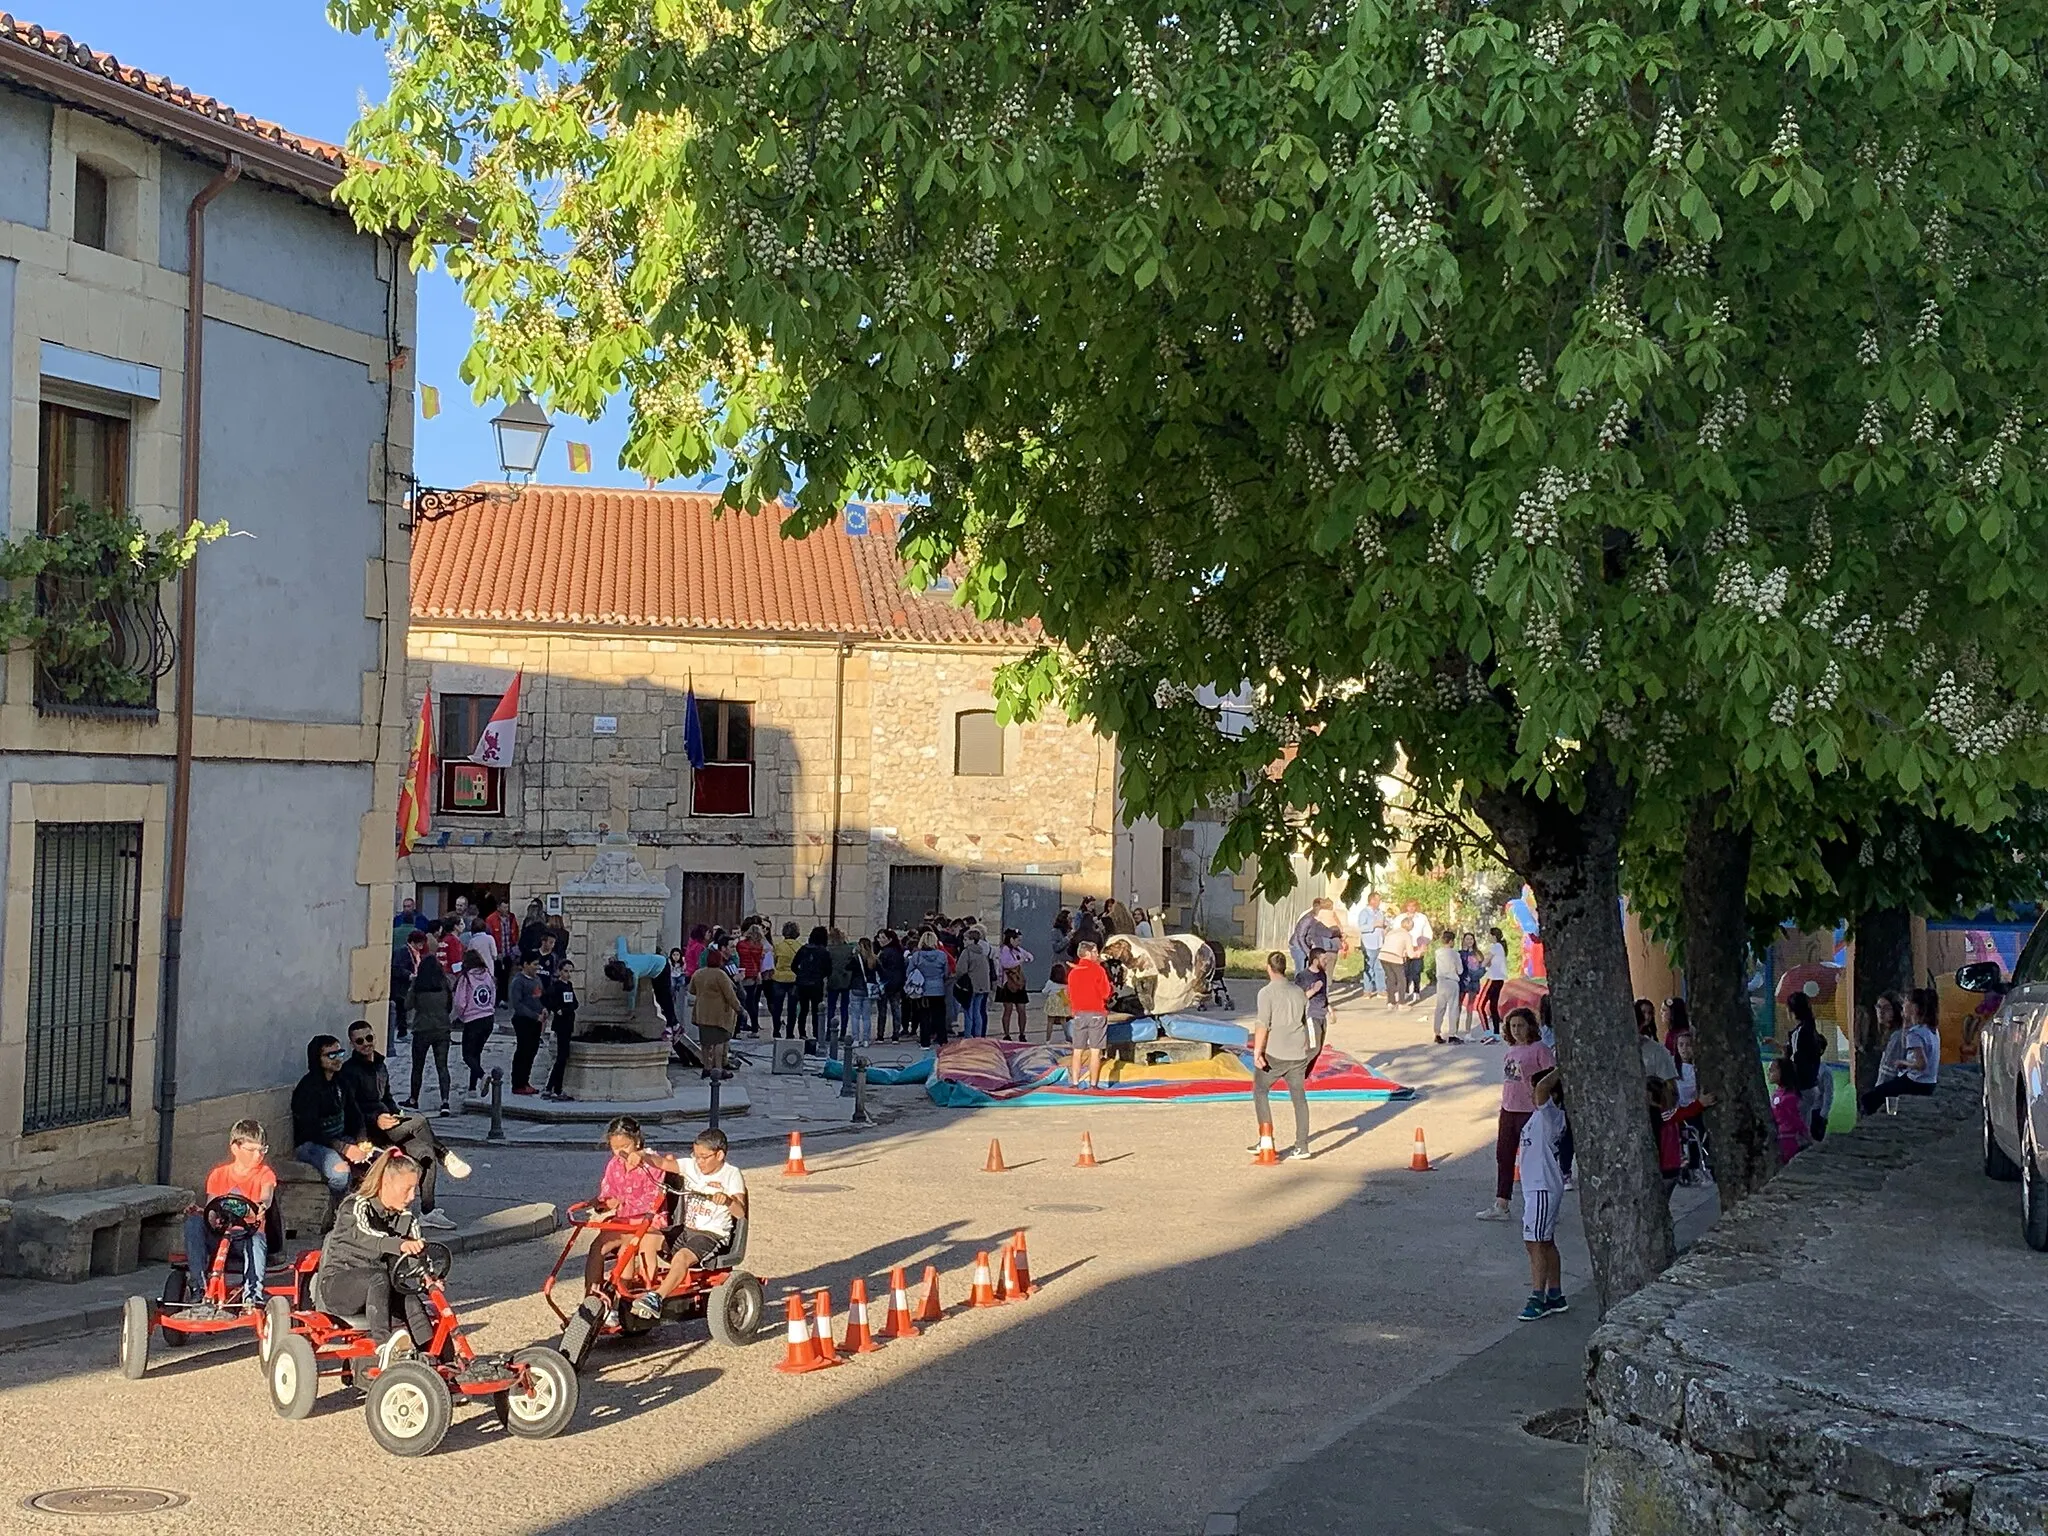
465, 918, 499, 974
1351, 892, 1388, 999
632, 1127, 749, 1320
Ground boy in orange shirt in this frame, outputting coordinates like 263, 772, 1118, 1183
183, 1119, 278, 1307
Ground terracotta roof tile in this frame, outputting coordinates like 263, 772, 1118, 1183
410, 485, 1032, 647
0, 14, 347, 184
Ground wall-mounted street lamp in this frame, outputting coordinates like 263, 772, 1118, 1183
402, 392, 556, 531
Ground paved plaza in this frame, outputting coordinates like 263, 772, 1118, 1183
0, 989, 1641, 1534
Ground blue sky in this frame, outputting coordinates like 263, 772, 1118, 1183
27, 0, 653, 490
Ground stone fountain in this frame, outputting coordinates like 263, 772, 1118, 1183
555, 844, 674, 1103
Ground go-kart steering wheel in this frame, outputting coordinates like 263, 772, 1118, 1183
201, 1194, 261, 1238
390, 1240, 454, 1294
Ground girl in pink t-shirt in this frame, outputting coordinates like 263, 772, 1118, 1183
1479, 1008, 1556, 1220
1770, 1058, 1812, 1165
585, 1115, 678, 1293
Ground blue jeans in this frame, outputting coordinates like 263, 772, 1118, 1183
1363, 949, 1385, 995
184, 1210, 267, 1295
964, 992, 990, 1037
296, 1142, 353, 1196
849, 992, 874, 1044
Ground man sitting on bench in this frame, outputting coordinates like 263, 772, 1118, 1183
628, 1128, 747, 1322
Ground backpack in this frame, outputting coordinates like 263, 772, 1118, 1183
904, 967, 928, 999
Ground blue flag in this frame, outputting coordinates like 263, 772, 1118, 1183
682, 687, 707, 769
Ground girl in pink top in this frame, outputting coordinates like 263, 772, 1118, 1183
1770, 1058, 1812, 1165
586, 1115, 677, 1293
1479, 1008, 1556, 1220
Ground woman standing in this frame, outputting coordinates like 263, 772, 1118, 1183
1477, 1008, 1555, 1220
688, 945, 741, 1079
735, 924, 767, 1036
995, 929, 1034, 1040
1479, 927, 1509, 1036
909, 932, 953, 1048
957, 927, 995, 1038
768, 921, 801, 1037
849, 938, 878, 1045
825, 927, 859, 1040
403, 938, 453, 1114
452, 951, 498, 1098
1133, 907, 1155, 939
875, 930, 908, 1039
683, 924, 709, 976
791, 925, 832, 1045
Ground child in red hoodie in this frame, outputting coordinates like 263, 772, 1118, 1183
1064, 942, 1114, 1090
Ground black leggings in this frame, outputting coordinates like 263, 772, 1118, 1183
793, 986, 823, 1039
1479, 980, 1505, 1029
1859, 1077, 1936, 1115
545, 1018, 575, 1095
379, 1115, 442, 1213
512, 1015, 545, 1089
319, 1263, 433, 1345
409, 1038, 450, 1105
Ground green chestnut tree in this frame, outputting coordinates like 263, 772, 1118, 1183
334, 0, 2048, 1309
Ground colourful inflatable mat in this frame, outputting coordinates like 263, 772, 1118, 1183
925, 1039, 1412, 1107
819, 1054, 934, 1085
1155, 1014, 1252, 1051
1058, 1016, 1162, 1045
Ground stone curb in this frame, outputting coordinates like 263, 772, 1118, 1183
0, 1202, 561, 1355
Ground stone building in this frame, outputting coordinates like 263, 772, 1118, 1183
0, 22, 415, 1195
399, 486, 1124, 984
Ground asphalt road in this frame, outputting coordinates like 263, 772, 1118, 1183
0, 994, 1591, 1536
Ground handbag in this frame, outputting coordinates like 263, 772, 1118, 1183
952, 975, 974, 1005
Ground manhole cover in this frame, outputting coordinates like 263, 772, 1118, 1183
1522, 1406, 1588, 1444
25, 1488, 189, 1516
779, 1183, 849, 1194
1028, 1203, 1103, 1214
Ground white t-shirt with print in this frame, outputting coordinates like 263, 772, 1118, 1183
680, 1161, 747, 1240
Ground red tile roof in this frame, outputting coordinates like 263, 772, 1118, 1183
409, 485, 1032, 647
0, 14, 348, 197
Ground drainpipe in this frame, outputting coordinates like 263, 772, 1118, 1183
826, 641, 850, 926
155, 155, 242, 1187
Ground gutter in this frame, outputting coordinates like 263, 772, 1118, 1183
155, 154, 241, 1187
827, 641, 851, 925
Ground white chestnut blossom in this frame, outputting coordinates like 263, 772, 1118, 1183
1517, 350, 1544, 391
1857, 327, 1881, 366
1598, 397, 1631, 450
1857, 401, 1886, 447
1912, 300, 1941, 348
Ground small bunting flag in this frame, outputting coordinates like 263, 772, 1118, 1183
567, 441, 592, 474
419, 384, 441, 419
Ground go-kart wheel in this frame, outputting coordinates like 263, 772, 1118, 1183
495, 1346, 579, 1440
258, 1295, 292, 1367
158, 1270, 189, 1348
706, 1270, 764, 1348
365, 1359, 451, 1457
558, 1295, 603, 1373
118, 1296, 150, 1380
268, 1333, 319, 1420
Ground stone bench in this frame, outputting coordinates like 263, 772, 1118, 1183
272, 1158, 334, 1243
0, 1184, 194, 1283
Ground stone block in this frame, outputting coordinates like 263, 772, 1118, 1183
273, 1159, 332, 1241
1971, 1473, 2048, 1535
1589, 1341, 1688, 1432
1812, 1421, 2019, 1523
1, 1184, 194, 1282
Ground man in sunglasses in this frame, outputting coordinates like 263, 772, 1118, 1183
338, 1019, 471, 1230
290, 1035, 376, 1200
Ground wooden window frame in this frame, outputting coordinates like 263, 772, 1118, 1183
437, 694, 506, 817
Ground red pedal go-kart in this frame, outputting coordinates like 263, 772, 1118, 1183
545, 1199, 764, 1370
119, 1194, 308, 1379
264, 1241, 578, 1456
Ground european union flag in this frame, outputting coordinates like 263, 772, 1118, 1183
682, 687, 707, 769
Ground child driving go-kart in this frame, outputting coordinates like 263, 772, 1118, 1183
315, 1148, 436, 1366
184, 1119, 277, 1307
628, 1127, 747, 1322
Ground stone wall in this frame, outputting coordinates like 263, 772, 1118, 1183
401, 627, 1114, 938
1586, 1071, 2048, 1535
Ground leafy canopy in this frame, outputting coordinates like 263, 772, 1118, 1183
335, 0, 2048, 894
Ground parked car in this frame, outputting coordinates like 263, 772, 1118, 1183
1957, 929, 2048, 1250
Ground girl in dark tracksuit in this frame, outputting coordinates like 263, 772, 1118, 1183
316, 1150, 434, 1350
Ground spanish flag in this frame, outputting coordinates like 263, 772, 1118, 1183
397, 690, 434, 854
567, 441, 592, 474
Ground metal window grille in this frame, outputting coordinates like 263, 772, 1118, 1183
682, 873, 746, 937
888, 865, 943, 932
24, 821, 143, 1133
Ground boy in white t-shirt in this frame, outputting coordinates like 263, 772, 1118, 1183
630, 1127, 749, 1320
1517, 1067, 1569, 1321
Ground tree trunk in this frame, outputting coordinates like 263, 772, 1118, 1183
1850, 904, 1912, 1102
1477, 759, 1674, 1312
1680, 797, 1779, 1204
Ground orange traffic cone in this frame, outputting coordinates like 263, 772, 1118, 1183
842, 1277, 882, 1353
1009, 1229, 1037, 1298
882, 1265, 919, 1338
984, 1138, 1007, 1173
783, 1131, 809, 1177
968, 1250, 1000, 1308
998, 1241, 1027, 1303
1409, 1127, 1433, 1172
1076, 1131, 1099, 1168
774, 1293, 833, 1374
1252, 1122, 1280, 1166
913, 1264, 945, 1323
811, 1288, 839, 1364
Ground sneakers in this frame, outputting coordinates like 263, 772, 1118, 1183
1544, 1291, 1569, 1314
1287, 1147, 1312, 1162
1476, 1205, 1512, 1221
376, 1330, 415, 1369
512, 1084, 540, 1096
440, 1150, 472, 1180
1562, 1173, 1577, 1192
1517, 1293, 1549, 1322
399, 1098, 419, 1110
628, 1293, 663, 1322
418, 1208, 457, 1230
437, 1099, 452, 1117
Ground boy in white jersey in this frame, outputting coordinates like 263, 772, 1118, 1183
1517, 1066, 1569, 1321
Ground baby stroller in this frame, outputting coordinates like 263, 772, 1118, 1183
1198, 942, 1235, 1011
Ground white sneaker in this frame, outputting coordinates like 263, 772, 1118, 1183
1476, 1205, 1511, 1221
376, 1330, 414, 1370
440, 1150, 472, 1180
418, 1208, 457, 1230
